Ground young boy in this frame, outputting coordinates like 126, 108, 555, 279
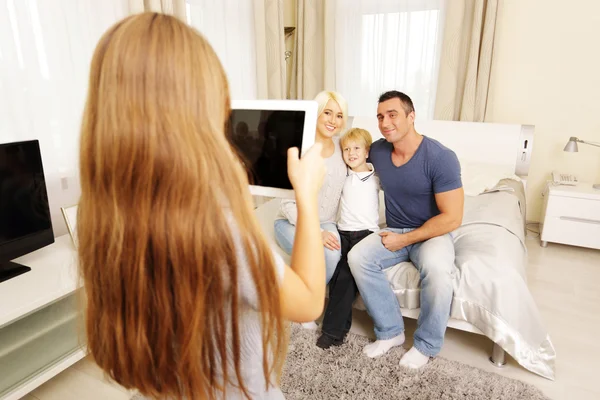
317, 128, 380, 349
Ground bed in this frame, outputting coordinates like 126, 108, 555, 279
253, 117, 556, 381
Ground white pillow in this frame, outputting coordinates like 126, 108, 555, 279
459, 160, 521, 197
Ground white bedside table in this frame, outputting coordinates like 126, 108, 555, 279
539, 182, 600, 249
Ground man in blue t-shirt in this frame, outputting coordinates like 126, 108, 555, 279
348, 91, 464, 369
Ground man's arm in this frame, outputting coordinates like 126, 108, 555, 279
403, 187, 464, 244
379, 188, 464, 251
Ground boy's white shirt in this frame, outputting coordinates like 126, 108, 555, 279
337, 163, 380, 232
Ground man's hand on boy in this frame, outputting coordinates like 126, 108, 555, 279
379, 231, 408, 252
322, 231, 341, 251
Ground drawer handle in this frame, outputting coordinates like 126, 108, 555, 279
560, 216, 600, 225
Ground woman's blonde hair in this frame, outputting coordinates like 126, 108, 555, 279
314, 90, 348, 129
78, 13, 285, 400
340, 128, 373, 151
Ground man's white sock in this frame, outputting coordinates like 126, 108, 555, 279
399, 346, 430, 369
362, 332, 405, 358
300, 321, 319, 330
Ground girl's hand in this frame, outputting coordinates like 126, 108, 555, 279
287, 143, 325, 205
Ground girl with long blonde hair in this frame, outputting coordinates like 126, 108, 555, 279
78, 12, 327, 400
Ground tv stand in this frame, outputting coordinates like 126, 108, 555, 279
0, 261, 31, 283
0, 235, 83, 400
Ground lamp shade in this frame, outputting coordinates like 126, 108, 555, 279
563, 138, 579, 152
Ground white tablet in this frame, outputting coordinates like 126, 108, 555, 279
228, 99, 318, 199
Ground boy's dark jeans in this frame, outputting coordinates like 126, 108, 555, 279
321, 229, 373, 340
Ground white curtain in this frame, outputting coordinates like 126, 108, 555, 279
0, 0, 128, 235
0, 0, 260, 236
332, 0, 446, 119
186, 0, 258, 100
129, 0, 186, 19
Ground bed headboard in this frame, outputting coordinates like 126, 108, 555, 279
348, 117, 535, 179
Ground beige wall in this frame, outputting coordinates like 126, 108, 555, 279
486, 0, 600, 221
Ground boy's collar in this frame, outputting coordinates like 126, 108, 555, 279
347, 163, 374, 177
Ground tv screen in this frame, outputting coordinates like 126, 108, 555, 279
0, 140, 54, 282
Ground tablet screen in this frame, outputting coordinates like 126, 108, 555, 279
228, 109, 306, 190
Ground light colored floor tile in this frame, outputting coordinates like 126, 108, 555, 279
70, 356, 136, 396
30, 366, 130, 400
70, 355, 107, 380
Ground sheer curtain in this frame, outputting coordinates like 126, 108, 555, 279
0, 0, 261, 236
332, 0, 446, 119
0, 0, 128, 235
186, 0, 270, 207
186, 0, 258, 100
129, 0, 186, 19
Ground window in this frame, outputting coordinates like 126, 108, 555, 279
185, 0, 258, 100
333, 0, 446, 119
0, 0, 128, 234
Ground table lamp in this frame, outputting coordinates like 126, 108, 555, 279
563, 136, 600, 189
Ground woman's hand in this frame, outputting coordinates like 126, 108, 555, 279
287, 143, 325, 205
321, 231, 341, 251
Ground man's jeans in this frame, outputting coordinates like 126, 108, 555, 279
274, 219, 342, 284
347, 228, 455, 357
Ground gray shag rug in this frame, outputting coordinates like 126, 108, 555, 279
280, 323, 550, 400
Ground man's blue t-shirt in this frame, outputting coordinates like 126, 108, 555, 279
369, 136, 462, 229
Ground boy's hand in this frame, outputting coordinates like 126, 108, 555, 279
322, 231, 341, 251
379, 231, 408, 252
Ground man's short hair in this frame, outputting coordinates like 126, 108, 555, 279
378, 90, 415, 116
340, 128, 373, 152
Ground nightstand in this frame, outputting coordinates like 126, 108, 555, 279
539, 182, 600, 249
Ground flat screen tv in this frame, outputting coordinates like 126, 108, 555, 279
0, 140, 54, 283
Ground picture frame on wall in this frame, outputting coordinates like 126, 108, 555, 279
60, 204, 78, 248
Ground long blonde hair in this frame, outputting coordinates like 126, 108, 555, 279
78, 13, 285, 399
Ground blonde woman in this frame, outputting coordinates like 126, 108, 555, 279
78, 13, 328, 400
274, 91, 348, 329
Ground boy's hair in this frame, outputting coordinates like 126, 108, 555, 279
340, 128, 373, 151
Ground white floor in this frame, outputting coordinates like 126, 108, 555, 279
20, 236, 600, 400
